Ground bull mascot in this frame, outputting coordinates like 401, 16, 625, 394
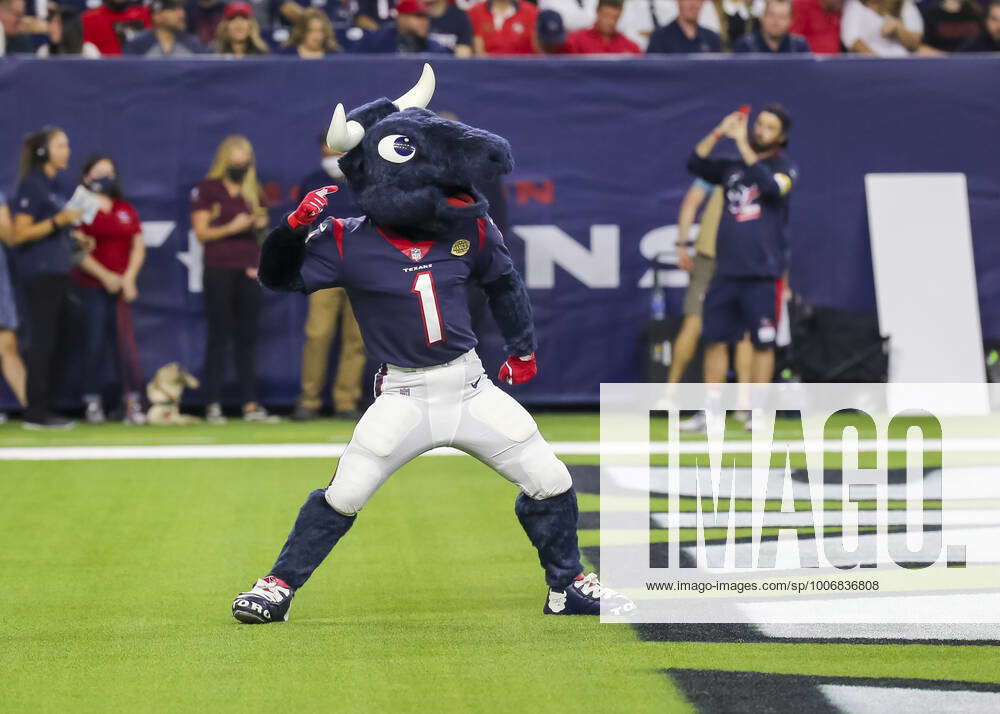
232, 64, 628, 623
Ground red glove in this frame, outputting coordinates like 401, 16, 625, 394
498, 354, 537, 385
287, 185, 339, 229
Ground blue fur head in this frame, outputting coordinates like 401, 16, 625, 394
338, 98, 514, 239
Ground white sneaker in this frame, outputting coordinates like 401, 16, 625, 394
84, 399, 106, 425
206, 402, 227, 424
678, 412, 707, 432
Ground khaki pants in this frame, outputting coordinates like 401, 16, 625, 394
299, 288, 365, 412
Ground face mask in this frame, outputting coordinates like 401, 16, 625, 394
87, 176, 117, 195
227, 164, 249, 183
321, 155, 345, 180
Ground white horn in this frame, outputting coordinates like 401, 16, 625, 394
393, 63, 436, 111
326, 103, 365, 153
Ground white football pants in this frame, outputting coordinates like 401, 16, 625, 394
325, 349, 572, 515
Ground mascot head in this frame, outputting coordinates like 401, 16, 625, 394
325, 64, 513, 238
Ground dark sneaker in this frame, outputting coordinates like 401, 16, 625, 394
543, 573, 633, 616
233, 576, 293, 624
22, 414, 76, 430
291, 405, 319, 422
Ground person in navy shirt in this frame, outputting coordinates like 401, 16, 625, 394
9, 126, 82, 429
647, 0, 721, 53
686, 104, 797, 394
0, 189, 28, 417
732, 0, 811, 52
355, 0, 449, 52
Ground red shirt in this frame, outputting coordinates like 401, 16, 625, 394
468, 1, 539, 55
82, 5, 152, 56
72, 199, 141, 289
190, 178, 263, 270
791, 0, 841, 54
564, 26, 642, 54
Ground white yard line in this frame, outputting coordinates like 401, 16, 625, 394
1, 437, 1000, 461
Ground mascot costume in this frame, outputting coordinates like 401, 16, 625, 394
232, 65, 627, 622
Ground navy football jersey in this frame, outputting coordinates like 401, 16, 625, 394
687, 151, 797, 279
300, 214, 514, 367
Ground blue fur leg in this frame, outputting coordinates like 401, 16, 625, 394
515, 487, 583, 589
270, 489, 356, 589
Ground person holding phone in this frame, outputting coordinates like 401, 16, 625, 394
190, 135, 270, 423
9, 126, 83, 429
684, 104, 797, 422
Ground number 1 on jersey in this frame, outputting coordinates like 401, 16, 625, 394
411, 271, 444, 345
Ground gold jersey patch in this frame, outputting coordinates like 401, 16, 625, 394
451, 239, 471, 256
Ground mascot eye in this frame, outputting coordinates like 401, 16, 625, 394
377, 134, 416, 164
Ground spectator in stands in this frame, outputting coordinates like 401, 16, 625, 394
841, 0, 933, 55
123, 0, 206, 55
0, 191, 27, 419
686, 106, 797, 412
82, 0, 150, 55
426, 0, 472, 55
277, 0, 355, 45
618, 0, 721, 51
213, 0, 269, 54
286, 7, 340, 55
357, 0, 448, 52
536, 7, 568, 51
922, 0, 983, 51
37, 3, 101, 56
564, 0, 641, 53
538, 0, 595, 36
647, 0, 722, 52
733, 0, 811, 50
790, 0, 842, 53
291, 134, 366, 422
1, 0, 37, 53
190, 135, 270, 423
713, 0, 762, 48
468, 0, 540, 54
959, 0, 999, 50
186, 0, 225, 45
355, 0, 393, 30
71, 155, 146, 425
10, 126, 82, 430
670, 178, 754, 387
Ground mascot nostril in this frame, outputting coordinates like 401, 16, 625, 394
244, 62, 611, 623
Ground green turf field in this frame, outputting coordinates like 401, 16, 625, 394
1, 413, 998, 713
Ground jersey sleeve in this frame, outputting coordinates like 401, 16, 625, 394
472, 216, 515, 286
13, 178, 44, 220
299, 218, 344, 292
686, 152, 732, 185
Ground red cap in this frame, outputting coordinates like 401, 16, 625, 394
395, 0, 429, 15
224, 1, 253, 19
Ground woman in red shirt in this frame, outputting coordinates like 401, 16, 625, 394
468, 0, 541, 54
73, 154, 146, 424
190, 135, 270, 423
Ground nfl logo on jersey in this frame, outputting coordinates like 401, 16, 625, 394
409, 247, 422, 261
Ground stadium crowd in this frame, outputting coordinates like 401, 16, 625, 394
0, 0, 998, 57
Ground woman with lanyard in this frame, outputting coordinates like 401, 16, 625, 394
72, 154, 147, 425
190, 135, 271, 423
9, 126, 82, 430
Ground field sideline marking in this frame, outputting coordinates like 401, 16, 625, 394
1, 437, 999, 461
